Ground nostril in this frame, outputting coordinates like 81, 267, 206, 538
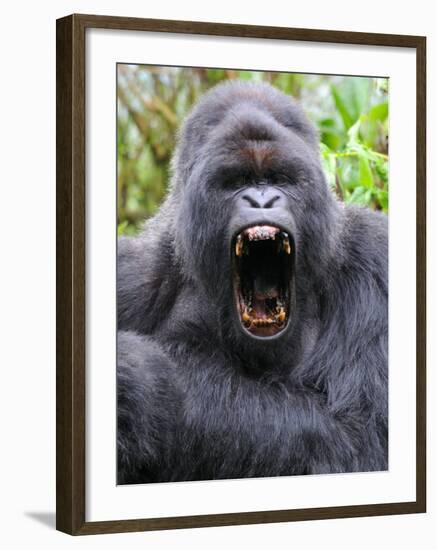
240, 188, 283, 209
264, 195, 281, 209
242, 195, 261, 208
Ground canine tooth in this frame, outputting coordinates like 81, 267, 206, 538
235, 235, 243, 257
277, 308, 286, 323
283, 236, 291, 255
242, 309, 251, 325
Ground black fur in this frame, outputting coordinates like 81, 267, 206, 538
117, 81, 388, 484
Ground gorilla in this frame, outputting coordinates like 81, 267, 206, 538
117, 81, 388, 484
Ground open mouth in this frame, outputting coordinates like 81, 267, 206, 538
232, 225, 293, 338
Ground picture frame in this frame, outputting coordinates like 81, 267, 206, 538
56, 13, 426, 535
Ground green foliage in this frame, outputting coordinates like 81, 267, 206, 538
320, 79, 388, 212
118, 68, 388, 235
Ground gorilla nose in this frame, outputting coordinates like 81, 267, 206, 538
241, 186, 284, 209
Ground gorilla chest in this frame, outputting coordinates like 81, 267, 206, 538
175, 367, 306, 477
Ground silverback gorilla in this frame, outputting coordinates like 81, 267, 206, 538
117, 81, 388, 484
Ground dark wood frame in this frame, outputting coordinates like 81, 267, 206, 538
56, 13, 427, 536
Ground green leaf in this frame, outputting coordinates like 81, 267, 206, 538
368, 102, 388, 122
117, 220, 129, 236
377, 190, 389, 212
374, 157, 389, 184
331, 78, 371, 130
358, 154, 374, 189
320, 143, 337, 190
347, 118, 362, 145
351, 78, 371, 117
331, 85, 353, 129
206, 68, 226, 83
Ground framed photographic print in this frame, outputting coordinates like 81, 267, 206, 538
56, 14, 426, 535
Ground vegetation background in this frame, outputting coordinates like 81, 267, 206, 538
117, 66, 389, 236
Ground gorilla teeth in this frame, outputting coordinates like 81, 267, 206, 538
235, 235, 243, 257
276, 307, 286, 324
242, 307, 252, 327
244, 225, 280, 241
240, 305, 287, 328
236, 227, 291, 255
283, 235, 291, 255
253, 319, 275, 326
276, 231, 291, 254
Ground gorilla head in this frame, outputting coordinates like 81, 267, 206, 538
166, 82, 340, 346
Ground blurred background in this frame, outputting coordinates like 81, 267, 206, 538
117, 65, 388, 236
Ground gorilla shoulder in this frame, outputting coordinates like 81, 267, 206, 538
342, 204, 388, 285
117, 212, 182, 335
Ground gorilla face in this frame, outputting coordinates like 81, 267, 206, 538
172, 82, 338, 343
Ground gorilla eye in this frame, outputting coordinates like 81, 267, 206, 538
224, 175, 251, 190
260, 170, 295, 187
277, 176, 294, 186
268, 175, 294, 188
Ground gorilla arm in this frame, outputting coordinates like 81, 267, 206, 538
117, 329, 368, 482
117, 331, 181, 484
